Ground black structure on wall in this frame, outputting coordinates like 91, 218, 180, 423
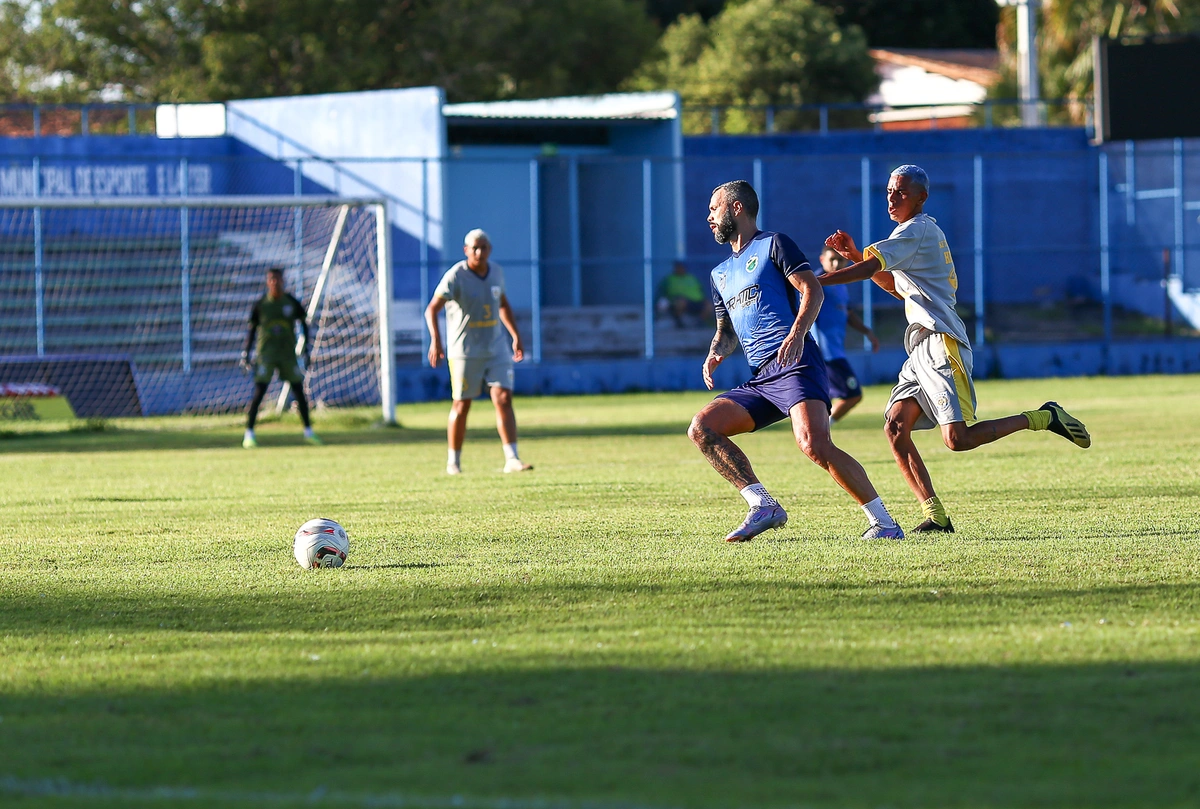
1094, 35, 1200, 143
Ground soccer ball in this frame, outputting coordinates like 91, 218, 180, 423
293, 518, 350, 570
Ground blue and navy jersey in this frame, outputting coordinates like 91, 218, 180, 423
813, 280, 849, 361
710, 231, 814, 370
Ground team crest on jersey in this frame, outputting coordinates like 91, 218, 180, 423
283, 304, 294, 316
745, 256, 759, 273
934, 393, 951, 412
491, 286, 501, 299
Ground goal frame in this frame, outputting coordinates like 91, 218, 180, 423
0, 195, 396, 424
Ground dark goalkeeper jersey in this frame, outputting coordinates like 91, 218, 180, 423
710, 231, 814, 371
250, 293, 306, 358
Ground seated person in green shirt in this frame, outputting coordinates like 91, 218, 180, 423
656, 261, 712, 327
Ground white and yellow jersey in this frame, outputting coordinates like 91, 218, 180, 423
864, 213, 970, 349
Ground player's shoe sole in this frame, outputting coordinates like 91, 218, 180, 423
1040, 401, 1091, 448
503, 459, 533, 473
725, 504, 787, 542
242, 436, 258, 449
862, 523, 905, 540
912, 517, 955, 534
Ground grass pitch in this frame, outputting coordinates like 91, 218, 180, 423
2, 375, 1199, 808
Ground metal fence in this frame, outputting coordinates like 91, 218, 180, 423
0, 99, 1094, 138
2, 141, 1197, 372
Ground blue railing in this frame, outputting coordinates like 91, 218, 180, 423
0, 99, 1095, 138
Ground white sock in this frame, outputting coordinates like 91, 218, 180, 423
861, 497, 897, 528
740, 484, 779, 508
503, 442, 519, 461
244, 429, 255, 440
448, 449, 461, 467
303, 426, 314, 438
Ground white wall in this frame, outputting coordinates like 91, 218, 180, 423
226, 88, 446, 253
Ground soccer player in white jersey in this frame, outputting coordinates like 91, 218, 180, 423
425, 229, 532, 475
819, 165, 1091, 533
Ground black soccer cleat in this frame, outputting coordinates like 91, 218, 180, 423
1040, 401, 1091, 449
912, 517, 954, 534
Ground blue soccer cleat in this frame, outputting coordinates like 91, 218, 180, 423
862, 522, 905, 540
725, 504, 787, 542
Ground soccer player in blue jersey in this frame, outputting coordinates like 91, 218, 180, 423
688, 181, 903, 542
814, 247, 880, 423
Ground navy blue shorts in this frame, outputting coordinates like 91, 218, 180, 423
825, 357, 863, 400
718, 351, 832, 432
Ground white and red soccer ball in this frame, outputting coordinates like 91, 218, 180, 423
293, 518, 350, 569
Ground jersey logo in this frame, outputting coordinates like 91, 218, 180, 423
714, 269, 727, 292
745, 256, 759, 273
283, 304, 294, 317
726, 284, 761, 312
491, 286, 501, 299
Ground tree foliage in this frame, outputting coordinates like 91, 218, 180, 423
0, 0, 660, 103
627, 0, 878, 134
990, 0, 1200, 123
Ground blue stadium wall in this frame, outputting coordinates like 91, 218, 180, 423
4, 127, 1198, 409
682, 128, 1099, 310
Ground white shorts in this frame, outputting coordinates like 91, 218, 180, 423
448, 355, 514, 401
885, 324, 977, 431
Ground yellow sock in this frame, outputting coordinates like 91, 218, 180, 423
1023, 409, 1051, 431
921, 496, 950, 527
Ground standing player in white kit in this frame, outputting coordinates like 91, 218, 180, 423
425, 229, 533, 475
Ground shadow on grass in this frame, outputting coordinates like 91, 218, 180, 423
1, 661, 1198, 807
6, 579, 1198, 635
4, 577, 1200, 806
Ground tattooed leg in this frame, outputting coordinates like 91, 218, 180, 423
687, 399, 758, 489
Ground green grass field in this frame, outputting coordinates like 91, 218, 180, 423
2, 375, 1199, 808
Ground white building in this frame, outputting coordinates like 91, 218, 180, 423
868, 49, 1000, 130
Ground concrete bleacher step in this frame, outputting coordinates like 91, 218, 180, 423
521, 305, 713, 359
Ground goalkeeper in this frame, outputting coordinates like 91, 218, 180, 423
240, 267, 321, 448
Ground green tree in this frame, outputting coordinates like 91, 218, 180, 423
0, 0, 659, 103
627, 0, 878, 134
990, 0, 1200, 124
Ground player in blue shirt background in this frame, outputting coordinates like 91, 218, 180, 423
687, 181, 903, 542
813, 246, 880, 424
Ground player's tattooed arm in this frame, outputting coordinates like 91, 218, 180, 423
709, 312, 738, 359
702, 313, 739, 390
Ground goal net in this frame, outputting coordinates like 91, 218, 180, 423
0, 196, 394, 422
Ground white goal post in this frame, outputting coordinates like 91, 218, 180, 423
0, 195, 395, 423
